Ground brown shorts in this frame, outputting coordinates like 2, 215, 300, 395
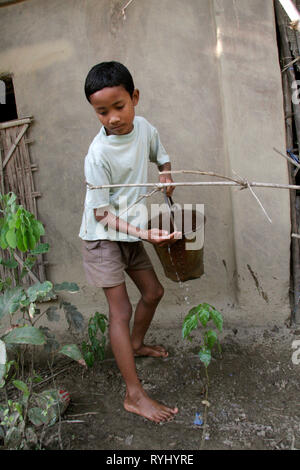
82, 239, 154, 288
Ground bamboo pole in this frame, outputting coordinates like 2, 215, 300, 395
0, 117, 33, 130
87, 180, 300, 190
0, 146, 4, 194
276, 4, 300, 324
2, 124, 29, 169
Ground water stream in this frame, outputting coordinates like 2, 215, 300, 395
167, 245, 191, 318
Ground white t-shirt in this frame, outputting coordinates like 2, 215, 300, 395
79, 116, 170, 242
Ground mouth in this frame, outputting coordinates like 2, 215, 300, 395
111, 124, 124, 132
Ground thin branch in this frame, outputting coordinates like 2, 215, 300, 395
273, 147, 300, 170
32, 364, 75, 389
159, 169, 243, 185
13, 252, 40, 284
246, 182, 272, 223
117, 187, 161, 218
281, 56, 300, 73
121, 0, 134, 19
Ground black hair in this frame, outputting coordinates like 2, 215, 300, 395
84, 61, 135, 102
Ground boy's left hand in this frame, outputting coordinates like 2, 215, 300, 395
159, 173, 174, 197
159, 161, 175, 198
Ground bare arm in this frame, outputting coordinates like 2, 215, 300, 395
94, 208, 180, 246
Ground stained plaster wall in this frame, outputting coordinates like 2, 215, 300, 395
0, 0, 291, 333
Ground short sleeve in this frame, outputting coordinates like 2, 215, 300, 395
84, 155, 110, 209
149, 127, 170, 166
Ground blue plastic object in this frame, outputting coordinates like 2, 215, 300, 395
193, 412, 203, 426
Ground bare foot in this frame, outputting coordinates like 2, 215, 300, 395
124, 389, 178, 423
133, 344, 168, 358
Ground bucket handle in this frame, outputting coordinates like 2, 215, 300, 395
163, 190, 176, 229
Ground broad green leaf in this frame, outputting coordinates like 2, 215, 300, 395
13, 380, 29, 397
0, 222, 9, 249
3, 326, 46, 345
0, 257, 18, 269
54, 282, 79, 293
204, 330, 218, 350
5, 229, 17, 249
22, 231, 28, 252
83, 349, 95, 368
95, 312, 108, 333
26, 281, 53, 303
197, 305, 210, 327
59, 343, 83, 362
31, 220, 45, 239
210, 307, 223, 332
16, 230, 26, 252
30, 243, 49, 255
0, 287, 26, 320
182, 312, 198, 339
198, 348, 211, 368
8, 213, 17, 229
27, 228, 36, 250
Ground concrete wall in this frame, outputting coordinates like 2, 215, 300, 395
0, 0, 291, 330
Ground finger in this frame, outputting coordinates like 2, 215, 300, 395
168, 231, 182, 239
166, 186, 173, 196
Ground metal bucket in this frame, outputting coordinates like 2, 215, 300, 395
148, 197, 205, 282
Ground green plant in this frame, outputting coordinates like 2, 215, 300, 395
182, 303, 223, 368
81, 312, 108, 368
182, 302, 223, 449
0, 192, 87, 448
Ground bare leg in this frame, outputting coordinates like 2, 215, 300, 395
103, 283, 178, 423
127, 268, 168, 357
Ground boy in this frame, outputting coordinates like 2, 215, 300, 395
79, 61, 179, 423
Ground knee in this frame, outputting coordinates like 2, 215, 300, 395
109, 302, 132, 324
143, 284, 164, 305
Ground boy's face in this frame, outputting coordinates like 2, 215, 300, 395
89, 85, 139, 136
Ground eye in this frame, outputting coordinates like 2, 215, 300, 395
116, 105, 124, 110
98, 111, 107, 116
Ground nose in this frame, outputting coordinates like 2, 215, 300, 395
109, 115, 121, 126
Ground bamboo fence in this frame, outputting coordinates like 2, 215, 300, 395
0, 117, 46, 285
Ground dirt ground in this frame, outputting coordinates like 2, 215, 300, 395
33, 322, 300, 451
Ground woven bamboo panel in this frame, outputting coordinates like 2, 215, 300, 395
0, 118, 46, 285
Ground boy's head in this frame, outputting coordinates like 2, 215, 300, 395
85, 61, 135, 101
84, 61, 139, 136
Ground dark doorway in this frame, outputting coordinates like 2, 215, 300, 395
0, 75, 18, 123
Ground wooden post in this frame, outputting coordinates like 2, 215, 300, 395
276, 0, 300, 323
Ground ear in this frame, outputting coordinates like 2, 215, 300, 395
132, 89, 139, 106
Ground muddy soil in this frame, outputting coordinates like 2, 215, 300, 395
30, 323, 300, 451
